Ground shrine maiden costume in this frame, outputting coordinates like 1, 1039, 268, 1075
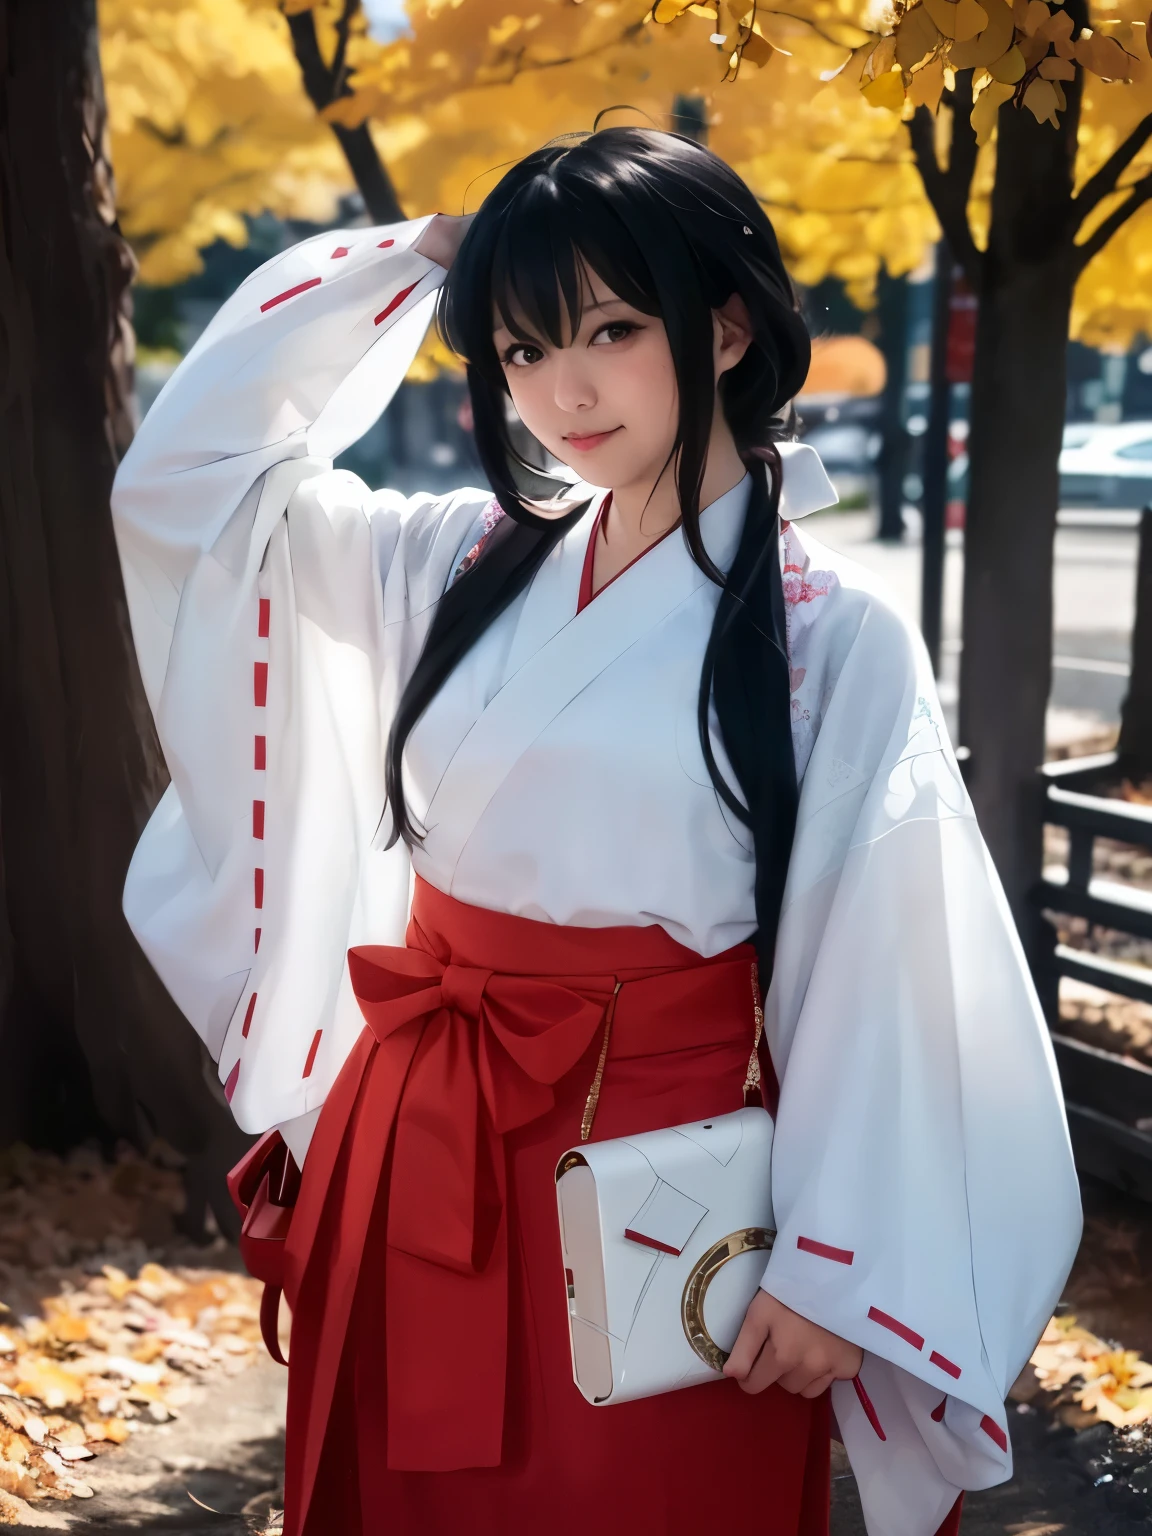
111, 215, 1082, 1536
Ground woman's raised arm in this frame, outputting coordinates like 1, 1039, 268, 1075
110, 218, 491, 1143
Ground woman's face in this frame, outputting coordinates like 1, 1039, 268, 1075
492, 263, 678, 491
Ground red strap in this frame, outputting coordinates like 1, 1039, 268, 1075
260, 1285, 287, 1366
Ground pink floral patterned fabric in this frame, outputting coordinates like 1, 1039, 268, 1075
451, 498, 506, 584
780, 519, 839, 780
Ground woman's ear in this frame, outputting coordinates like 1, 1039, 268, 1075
713, 292, 753, 378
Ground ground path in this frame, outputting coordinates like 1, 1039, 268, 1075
14, 1177, 1151, 1534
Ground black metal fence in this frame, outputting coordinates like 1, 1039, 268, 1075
1039, 750, 1152, 1200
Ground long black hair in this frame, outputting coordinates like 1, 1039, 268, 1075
384, 126, 811, 987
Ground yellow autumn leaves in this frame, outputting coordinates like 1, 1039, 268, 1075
796, 0, 1152, 144
100, 0, 350, 283
1033, 1315, 1152, 1428
99, 0, 1152, 345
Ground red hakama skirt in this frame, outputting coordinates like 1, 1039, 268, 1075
273, 878, 958, 1536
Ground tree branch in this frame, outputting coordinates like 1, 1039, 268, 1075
909, 72, 983, 291
284, 8, 337, 114
1073, 110, 1152, 223
331, 0, 358, 99
283, 5, 405, 224
1074, 169, 1152, 273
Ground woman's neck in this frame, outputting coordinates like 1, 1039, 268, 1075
590, 412, 748, 595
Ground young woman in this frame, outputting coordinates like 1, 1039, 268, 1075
112, 128, 1081, 1536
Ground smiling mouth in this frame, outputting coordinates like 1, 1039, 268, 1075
564, 427, 622, 450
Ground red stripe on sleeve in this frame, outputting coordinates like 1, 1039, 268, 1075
867, 1306, 925, 1351
253, 800, 265, 839
258, 598, 270, 637
254, 662, 268, 707
241, 993, 257, 1038
797, 1236, 854, 1265
930, 1350, 962, 1379
378, 238, 395, 248
931, 1397, 947, 1423
224, 1060, 240, 1102
852, 1376, 886, 1441
374, 280, 418, 326
254, 928, 261, 953
254, 735, 266, 770
331, 246, 350, 258
260, 276, 321, 312
254, 869, 264, 909
302, 1030, 323, 1079
980, 1416, 1007, 1453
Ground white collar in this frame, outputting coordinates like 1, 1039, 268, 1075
550, 439, 838, 528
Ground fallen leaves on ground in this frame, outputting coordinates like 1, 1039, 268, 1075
0, 1261, 262, 1511
1119, 779, 1152, 808
0, 1143, 265, 1515
1032, 1315, 1152, 1428
1057, 975, 1152, 1073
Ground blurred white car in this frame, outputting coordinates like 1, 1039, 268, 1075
1059, 421, 1152, 508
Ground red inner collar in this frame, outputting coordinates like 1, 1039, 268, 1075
575, 492, 678, 614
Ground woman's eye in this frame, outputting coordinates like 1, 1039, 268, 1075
504, 344, 543, 368
591, 322, 638, 346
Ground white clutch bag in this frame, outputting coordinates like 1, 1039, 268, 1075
554, 1105, 775, 1405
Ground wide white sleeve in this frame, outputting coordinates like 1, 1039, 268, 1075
112, 216, 490, 1136
760, 544, 1082, 1536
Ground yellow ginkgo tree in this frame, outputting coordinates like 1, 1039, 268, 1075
651, 0, 1152, 931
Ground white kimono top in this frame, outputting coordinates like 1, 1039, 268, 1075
111, 214, 1082, 1536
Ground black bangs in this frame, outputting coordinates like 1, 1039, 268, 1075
437, 127, 810, 542
387, 125, 812, 995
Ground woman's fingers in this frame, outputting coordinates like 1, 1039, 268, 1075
724, 1289, 863, 1397
800, 1370, 837, 1400
722, 1289, 775, 1384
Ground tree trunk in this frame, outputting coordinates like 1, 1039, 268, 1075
1117, 507, 1152, 782
0, 0, 248, 1222
958, 87, 1080, 951
919, 245, 953, 674
876, 271, 910, 542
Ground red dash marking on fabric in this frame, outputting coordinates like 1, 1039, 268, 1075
331, 245, 350, 258
377, 238, 395, 248
254, 869, 264, 909
254, 662, 268, 708
867, 1306, 924, 1351
260, 277, 321, 312
253, 800, 265, 840
258, 598, 270, 637
302, 1030, 323, 1079
852, 1376, 886, 1442
623, 1229, 682, 1257
980, 1415, 1007, 1453
254, 928, 261, 953
254, 735, 266, 770
241, 994, 257, 1039
224, 1060, 240, 1102
930, 1350, 961, 1379
374, 280, 418, 326
931, 1397, 947, 1423
797, 1236, 854, 1265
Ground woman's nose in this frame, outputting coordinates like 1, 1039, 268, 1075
551, 353, 596, 415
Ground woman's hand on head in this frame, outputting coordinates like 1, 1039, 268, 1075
414, 213, 476, 272
723, 1289, 863, 1398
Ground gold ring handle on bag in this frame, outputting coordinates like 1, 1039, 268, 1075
680, 1227, 776, 1371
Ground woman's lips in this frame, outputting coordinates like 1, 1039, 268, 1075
563, 426, 621, 451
